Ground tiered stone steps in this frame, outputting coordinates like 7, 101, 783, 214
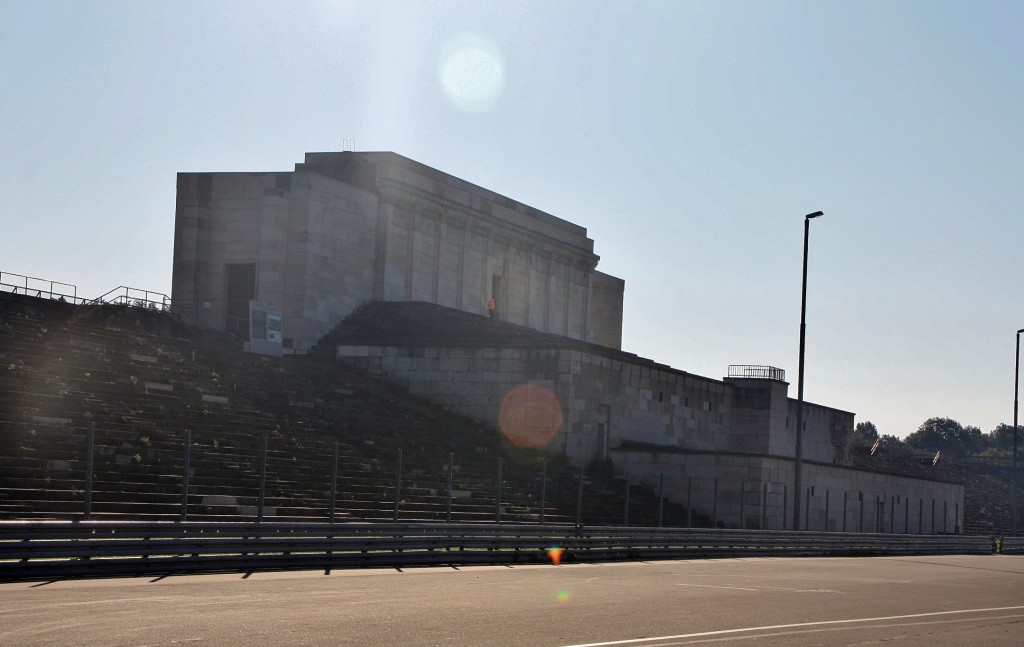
1, 300, 686, 527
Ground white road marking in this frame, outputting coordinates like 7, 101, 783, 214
674, 584, 759, 592
560, 605, 1024, 647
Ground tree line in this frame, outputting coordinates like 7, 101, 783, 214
853, 418, 1018, 459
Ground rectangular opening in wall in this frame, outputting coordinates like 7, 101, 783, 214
225, 263, 256, 339
491, 274, 504, 317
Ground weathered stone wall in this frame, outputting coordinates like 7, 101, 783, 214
336, 342, 851, 468
173, 152, 624, 352
338, 339, 958, 532
172, 170, 378, 352
618, 450, 964, 532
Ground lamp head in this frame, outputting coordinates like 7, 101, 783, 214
1018, 328, 1024, 334
805, 211, 824, 219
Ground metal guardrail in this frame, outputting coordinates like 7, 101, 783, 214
1002, 536, 1024, 554
727, 365, 786, 381
0, 521, 994, 582
0, 271, 82, 304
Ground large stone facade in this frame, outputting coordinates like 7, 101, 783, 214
172, 152, 624, 353
334, 322, 962, 532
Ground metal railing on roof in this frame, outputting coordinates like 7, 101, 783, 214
727, 365, 786, 381
0, 270, 83, 304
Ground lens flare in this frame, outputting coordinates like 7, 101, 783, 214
438, 32, 505, 113
547, 546, 564, 566
555, 589, 571, 603
498, 384, 563, 448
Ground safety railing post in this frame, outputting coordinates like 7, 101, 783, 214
84, 422, 95, 520
393, 449, 403, 524
623, 470, 630, 526
783, 485, 788, 531
687, 476, 692, 528
842, 491, 848, 533
539, 459, 546, 524
658, 472, 665, 528
762, 483, 768, 530
180, 429, 191, 522
825, 489, 830, 531
805, 487, 811, 531
446, 452, 454, 524
919, 497, 923, 534
495, 457, 503, 524
713, 478, 718, 528
257, 432, 268, 522
904, 494, 909, 534
329, 441, 339, 525
931, 498, 936, 534
575, 465, 584, 528
891, 495, 896, 533
739, 481, 746, 530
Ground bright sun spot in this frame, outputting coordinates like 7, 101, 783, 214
439, 32, 505, 113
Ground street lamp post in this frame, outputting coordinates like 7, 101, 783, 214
793, 210, 823, 531
1014, 328, 1023, 535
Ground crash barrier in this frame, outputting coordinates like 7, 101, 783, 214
0, 521, 996, 582
1001, 536, 1024, 554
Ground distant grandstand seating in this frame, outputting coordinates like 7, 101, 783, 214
0, 291, 687, 526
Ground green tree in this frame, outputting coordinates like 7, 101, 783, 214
853, 421, 879, 447
880, 434, 905, 449
905, 417, 982, 457
984, 423, 1018, 453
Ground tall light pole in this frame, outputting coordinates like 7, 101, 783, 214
1014, 328, 1023, 535
793, 210, 823, 531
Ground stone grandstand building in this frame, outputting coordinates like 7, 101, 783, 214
172, 151, 963, 531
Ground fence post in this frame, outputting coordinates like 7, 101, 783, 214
84, 422, 95, 520
393, 449, 403, 524
539, 459, 546, 524
943, 501, 948, 533
496, 457, 503, 524
447, 452, 454, 524
575, 465, 584, 528
842, 491, 848, 532
257, 432, 268, 522
904, 494, 909, 534
825, 489, 830, 532
955, 502, 960, 534
329, 441, 339, 525
658, 473, 665, 528
783, 485, 788, 532
918, 498, 923, 534
181, 429, 191, 522
890, 495, 896, 533
859, 492, 864, 533
687, 476, 692, 528
931, 498, 935, 534
762, 483, 768, 530
805, 487, 812, 531
623, 470, 630, 526
740, 481, 746, 530
713, 478, 718, 528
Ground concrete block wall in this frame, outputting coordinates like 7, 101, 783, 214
618, 451, 963, 532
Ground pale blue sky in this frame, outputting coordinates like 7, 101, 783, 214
2, 0, 1022, 438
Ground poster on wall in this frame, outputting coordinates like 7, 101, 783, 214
247, 301, 283, 357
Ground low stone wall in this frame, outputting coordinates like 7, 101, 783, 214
618, 449, 964, 533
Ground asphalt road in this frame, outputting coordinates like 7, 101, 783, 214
2, 555, 1023, 646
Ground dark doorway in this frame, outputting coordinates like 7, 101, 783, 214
491, 274, 504, 318
225, 263, 256, 338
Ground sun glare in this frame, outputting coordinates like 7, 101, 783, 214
439, 32, 505, 113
